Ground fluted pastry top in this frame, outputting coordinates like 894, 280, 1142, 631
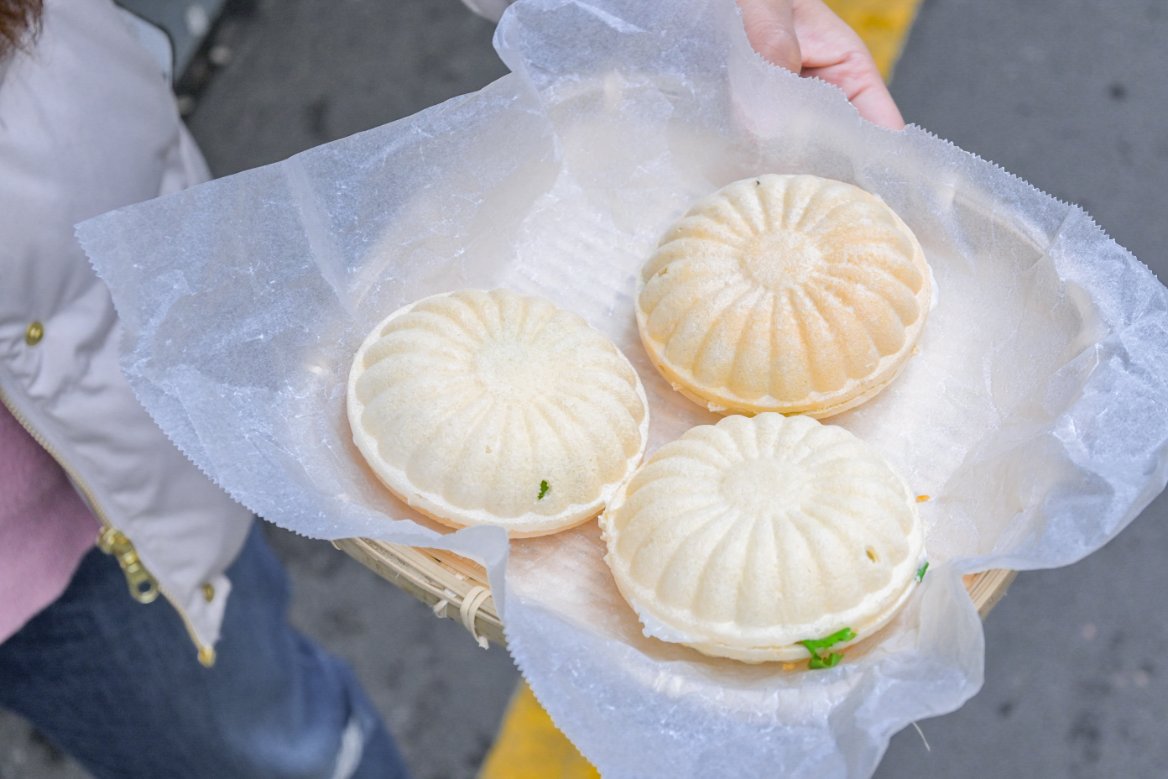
348, 289, 649, 537
601, 413, 924, 663
637, 174, 931, 418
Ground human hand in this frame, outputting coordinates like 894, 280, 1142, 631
737, 0, 905, 130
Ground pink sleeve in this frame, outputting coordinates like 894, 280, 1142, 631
0, 403, 99, 644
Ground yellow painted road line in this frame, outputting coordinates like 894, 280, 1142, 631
827, 0, 924, 81
478, 2, 922, 776
479, 683, 600, 778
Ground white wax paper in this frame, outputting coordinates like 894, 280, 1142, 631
77, 0, 1168, 776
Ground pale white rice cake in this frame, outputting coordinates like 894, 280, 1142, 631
637, 174, 931, 418
348, 289, 650, 537
601, 413, 924, 663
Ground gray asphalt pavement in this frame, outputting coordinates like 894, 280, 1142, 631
2, 0, 1165, 777
879, 1, 1168, 776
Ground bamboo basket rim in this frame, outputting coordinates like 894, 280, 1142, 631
334, 536, 1016, 650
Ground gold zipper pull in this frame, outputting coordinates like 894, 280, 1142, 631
97, 527, 160, 604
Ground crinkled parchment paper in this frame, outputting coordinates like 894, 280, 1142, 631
77, 0, 1168, 775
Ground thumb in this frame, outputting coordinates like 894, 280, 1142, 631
737, 0, 802, 74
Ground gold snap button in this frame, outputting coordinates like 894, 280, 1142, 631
197, 646, 217, 668
25, 321, 44, 346
201, 583, 215, 602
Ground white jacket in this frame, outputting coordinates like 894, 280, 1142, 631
0, 0, 251, 664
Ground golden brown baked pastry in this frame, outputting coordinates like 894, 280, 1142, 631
636, 174, 931, 418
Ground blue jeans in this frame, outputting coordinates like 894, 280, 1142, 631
0, 525, 410, 779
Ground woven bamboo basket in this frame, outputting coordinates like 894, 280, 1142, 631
333, 537, 1016, 649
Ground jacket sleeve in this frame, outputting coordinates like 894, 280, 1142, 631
459, 0, 513, 23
